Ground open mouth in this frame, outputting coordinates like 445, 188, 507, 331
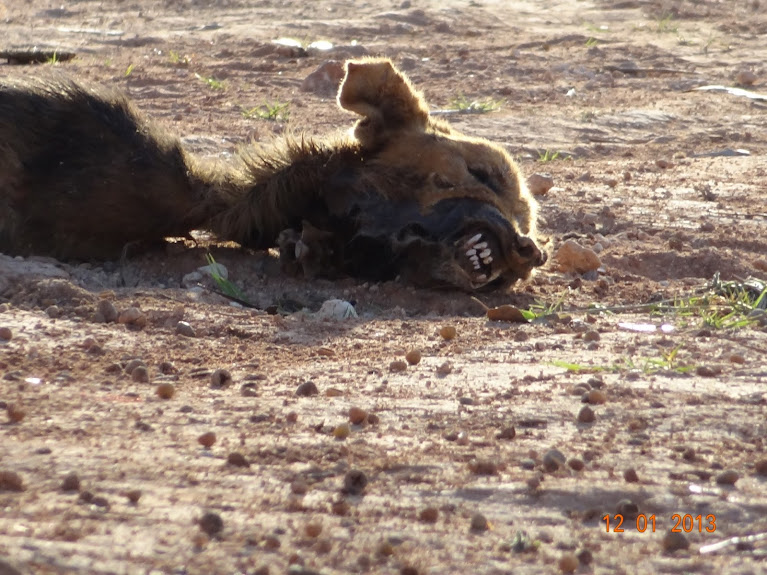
456, 230, 503, 286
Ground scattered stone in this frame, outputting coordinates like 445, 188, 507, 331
124, 359, 146, 375
496, 426, 516, 440
469, 460, 498, 475
131, 366, 150, 383
577, 548, 593, 565
124, 489, 142, 504
304, 521, 323, 538
333, 423, 351, 440
240, 383, 258, 397
0, 327, 12, 340
198, 512, 224, 537
458, 396, 474, 406
583, 330, 600, 342
156, 383, 175, 399
419, 507, 439, 523
316, 299, 358, 320
487, 305, 527, 323
118, 306, 146, 327
728, 354, 745, 364
296, 381, 319, 397
198, 432, 216, 449
325, 387, 343, 397
715, 469, 739, 485
45, 304, 61, 318
577, 406, 596, 423
286, 411, 298, 423
662, 530, 689, 552
439, 325, 457, 340
227, 452, 250, 468
331, 499, 350, 516
91, 496, 110, 509
405, 349, 422, 365
343, 469, 368, 495
348, 407, 368, 425
527, 173, 554, 196
0, 559, 22, 575
542, 449, 566, 472
558, 553, 579, 573
389, 360, 408, 373
176, 321, 196, 337
696, 365, 721, 377
436, 361, 453, 376
301, 60, 345, 96
60, 472, 80, 492
755, 459, 767, 475
736, 69, 757, 86
567, 458, 585, 471
97, 299, 118, 323
367, 413, 380, 425
555, 240, 601, 274
470, 513, 489, 532
624, 468, 639, 483
291, 479, 309, 495
0, 470, 24, 491
6, 403, 25, 423
584, 389, 606, 405
655, 159, 673, 169
210, 369, 232, 389
616, 499, 639, 519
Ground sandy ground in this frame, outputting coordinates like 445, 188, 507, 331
1, 1, 767, 574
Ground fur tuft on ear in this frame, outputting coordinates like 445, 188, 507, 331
337, 58, 429, 141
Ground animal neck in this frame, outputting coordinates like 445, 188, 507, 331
200, 136, 362, 249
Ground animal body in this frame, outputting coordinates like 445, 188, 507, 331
0, 58, 546, 291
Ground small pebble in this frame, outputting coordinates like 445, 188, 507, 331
419, 507, 439, 523
555, 240, 601, 274
543, 449, 566, 472
304, 521, 323, 538
558, 553, 579, 573
333, 423, 351, 440
577, 406, 596, 423
199, 512, 224, 537
0, 470, 24, 491
470, 513, 489, 532
405, 349, 422, 365
527, 173, 554, 196
584, 389, 606, 404
436, 361, 453, 376
367, 413, 380, 425
662, 530, 689, 552
583, 330, 600, 342
296, 381, 319, 396
736, 69, 757, 86
624, 468, 639, 483
45, 305, 61, 318
176, 321, 196, 337
0, 327, 11, 340
227, 452, 250, 467
286, 412, 299, 424
715, 469, 739, 485
210, 369, 232, 389
331, 499, 350, 516
348, 407, 368, 425
577, 548, 593, 565
60, 472, 80, 492
389, 360, 408, 373
728, 354, 745, 364
118, 306, 145, 326
97, 299, 118, 323
240, 383, 258, 397
343, 469, 368, 495
496, 426, 516, 440
696, 365, 721, 377
124, 489, 142, 504
124, 359, 146, 375
156, 383, 175, 399
6, 403, 25, 423
567, 458, 585, 471
755, 459, 767, 475
469, 460, 498, 475
198, 431, 216, 449
325, 387, 343, 397
616, 499, 639, 519
439, 325, 457, 340
131, 366, 150, 383
291, 480, 309, 495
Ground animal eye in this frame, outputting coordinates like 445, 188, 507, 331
468, 167, 501, 195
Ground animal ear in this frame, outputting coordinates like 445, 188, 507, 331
337, 58, 429, 133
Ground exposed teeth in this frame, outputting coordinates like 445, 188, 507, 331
483, 256, 493, 265
465, 233, 482, 247
479, 248, 491, 259
465, 248, 477, 257
477, 274, 487, 281
474, 263, 481, 270
474, 242, 488, 250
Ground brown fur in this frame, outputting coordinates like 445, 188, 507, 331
0, 58, 546, 290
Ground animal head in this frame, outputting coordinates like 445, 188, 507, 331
332, 58, 547, 291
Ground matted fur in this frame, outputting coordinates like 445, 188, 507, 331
0, 58, 546, 291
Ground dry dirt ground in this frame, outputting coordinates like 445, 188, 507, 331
2, 1, 767, 574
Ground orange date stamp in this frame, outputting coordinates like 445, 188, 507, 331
602, 513, 717, 533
